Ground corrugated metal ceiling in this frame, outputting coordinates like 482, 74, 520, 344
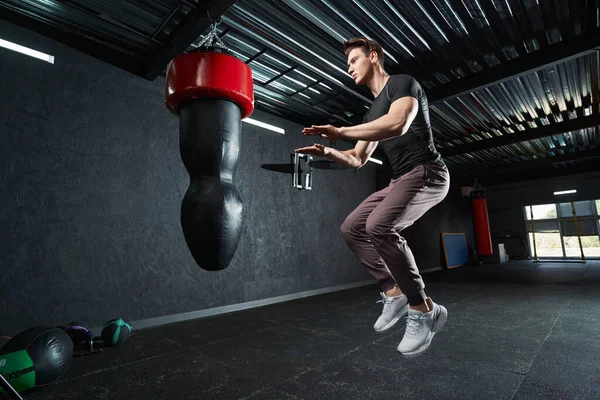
201, 0, 600, 177
0, 0, 189, 55
1, 0, 599, 181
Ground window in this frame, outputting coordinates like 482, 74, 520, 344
528, 232, 563, 258
525, 204, 557, 220
563, 236, 600, 258
558, 201, 595, 218
525, 199, 600, 259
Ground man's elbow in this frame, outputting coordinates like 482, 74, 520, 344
383, 125, 405, 140
355, 156, 370, 169
392, 120, 408, 135
351, 155, 365, 169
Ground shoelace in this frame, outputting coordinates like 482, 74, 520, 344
376, 297, 394, 313
405, 314, 428, 335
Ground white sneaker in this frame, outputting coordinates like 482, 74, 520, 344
373, 292, 408, 332
397, 297, 447, 356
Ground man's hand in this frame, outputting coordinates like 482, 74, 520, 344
295, 143, 328, 157
302, 125, 343, 141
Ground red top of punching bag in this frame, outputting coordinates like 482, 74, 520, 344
165, 49, 255, 118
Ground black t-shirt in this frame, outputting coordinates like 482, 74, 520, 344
363, 74, 442, 179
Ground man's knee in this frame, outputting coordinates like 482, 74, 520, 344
340, 218, 354, 241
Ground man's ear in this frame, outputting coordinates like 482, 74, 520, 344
369, 51, 378, 64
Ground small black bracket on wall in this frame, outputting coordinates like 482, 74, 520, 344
291, 152, 313, 190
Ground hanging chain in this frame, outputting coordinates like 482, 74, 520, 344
193, 13, 227, 50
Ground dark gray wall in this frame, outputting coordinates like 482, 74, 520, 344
375, 162, 477, 271
485, 171, 600, 258
0, 20, 377, 335
485, 172, 600, 210
403, 183, 477, 269
487, 207, 529, 257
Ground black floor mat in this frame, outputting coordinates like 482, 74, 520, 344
13, 260, 600, 400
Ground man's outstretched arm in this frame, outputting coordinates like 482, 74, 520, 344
340, 96, 418, 141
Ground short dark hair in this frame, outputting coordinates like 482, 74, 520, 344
343, 37, 385, 67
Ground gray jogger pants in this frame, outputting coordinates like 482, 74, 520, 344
340, 162, 450, 306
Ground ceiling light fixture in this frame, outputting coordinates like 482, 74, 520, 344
242, 118, 285, 134
553, 190, 577, 195
0, 38, 54, 64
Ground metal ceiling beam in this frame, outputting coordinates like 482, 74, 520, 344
428, 28, 600, 103
461, 159, 600, 186
453, 149, 600, 185
442, 113, 600, 156
0, 5, 147, 77
253, 83, 351, 125
144, 0, 238, 80
221, 15, 373, 105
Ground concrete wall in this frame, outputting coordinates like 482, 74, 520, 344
0, 20, 377, 334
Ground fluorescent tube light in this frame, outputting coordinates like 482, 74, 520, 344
242, 118, 285, 134
368, 157, 382, 165
0, 38, 54, 64
554, 190, 577, 195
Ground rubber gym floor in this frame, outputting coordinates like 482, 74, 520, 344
18, 260, 600, 400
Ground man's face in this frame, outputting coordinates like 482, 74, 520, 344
347, 47, 374, 85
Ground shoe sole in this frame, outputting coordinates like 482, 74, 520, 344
374, 306, 408, 333
397, 305, 448, 357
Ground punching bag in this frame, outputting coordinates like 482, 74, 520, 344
471, 190, 493, 256
165, 46, 254, 271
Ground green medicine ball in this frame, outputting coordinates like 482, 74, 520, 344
101, 318, 132, 346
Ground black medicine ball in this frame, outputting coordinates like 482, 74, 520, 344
0, 326, 72, 391
101, 318, 132, 346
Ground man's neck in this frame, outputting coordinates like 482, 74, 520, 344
368, 72, 390, 98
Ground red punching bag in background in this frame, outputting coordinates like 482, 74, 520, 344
471, 190, 493, 256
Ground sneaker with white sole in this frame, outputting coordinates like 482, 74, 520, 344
373, 292, 408, 332
397, 297, 447, 356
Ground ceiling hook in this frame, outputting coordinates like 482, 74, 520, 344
207, 11, 222, 27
